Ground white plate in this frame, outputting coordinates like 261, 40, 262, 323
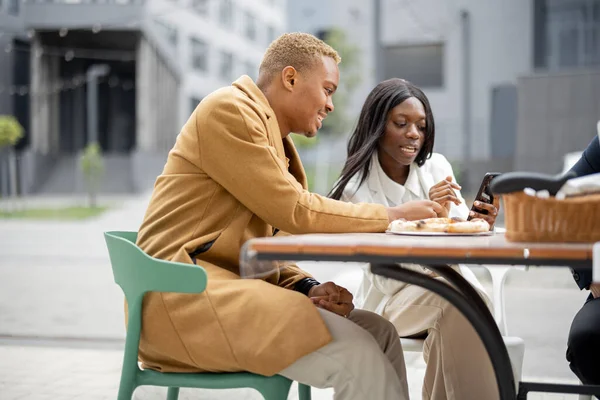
386, 230, 494, 237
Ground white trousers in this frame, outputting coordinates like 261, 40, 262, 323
279, 308, 409, 400
383, 279, 499, 400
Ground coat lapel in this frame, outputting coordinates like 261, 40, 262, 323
233, 75, 287, 162
283, 136, 308, 189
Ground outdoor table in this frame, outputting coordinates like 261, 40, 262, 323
240, 231, 600, 400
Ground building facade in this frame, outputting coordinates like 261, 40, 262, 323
287, 0, 375, 128
0, 0, 286, 195
288, 0, 600, 192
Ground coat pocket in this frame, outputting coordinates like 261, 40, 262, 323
189, 234, 220, 263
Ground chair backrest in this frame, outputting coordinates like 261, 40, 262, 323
104, 231, 208, 303
104, 231, 208, 380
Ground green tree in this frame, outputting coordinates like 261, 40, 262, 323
0, 115, 23, 205
80, 142, 104, 208
0, 115, 24, 149
322, 28, 362, 135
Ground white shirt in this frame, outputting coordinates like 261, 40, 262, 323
376, 154, 424, 206
341, 152, 490, 315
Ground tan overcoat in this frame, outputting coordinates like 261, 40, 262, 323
135, 75, 389, 376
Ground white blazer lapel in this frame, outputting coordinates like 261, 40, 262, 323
416, 165, 435, 199
366, 156, 390, 206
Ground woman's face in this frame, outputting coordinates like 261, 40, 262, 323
378, 96, 427, 167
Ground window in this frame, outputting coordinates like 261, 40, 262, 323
266, 25, 276, 45
219, 0, 233, 29
535, 0, 600, 69
191, 0, 209, 17
245, 11, 257, 41
190, 38, 209, 72
190, 96, 203, 114
383, 43, 444, 88
155, 19, 178, 49
8, 0, 19, 15
219, 51, 234, 81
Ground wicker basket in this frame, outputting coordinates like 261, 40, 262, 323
502, 191, 600, 243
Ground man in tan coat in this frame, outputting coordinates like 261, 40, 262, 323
136, 33, 443, 400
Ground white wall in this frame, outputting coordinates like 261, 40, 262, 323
288, 0, 533, 162
330, 0, 376, 124
287, 0, 375, 130
381, 0, 532, 161
148, 0, 287, 128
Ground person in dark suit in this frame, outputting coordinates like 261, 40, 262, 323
566, 134, 600, 388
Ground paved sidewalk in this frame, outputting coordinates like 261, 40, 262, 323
0, 343, 584, 400
0, 192, 592, 399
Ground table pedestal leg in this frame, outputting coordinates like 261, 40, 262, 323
371, 263, 516, 400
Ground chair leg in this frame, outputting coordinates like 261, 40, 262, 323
256, 377, 293, 400
117, 377, 136, 400
166, 387, 180, 400
298, 383, 312, 400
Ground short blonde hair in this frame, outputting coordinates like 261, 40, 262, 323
259, 32, 341, 80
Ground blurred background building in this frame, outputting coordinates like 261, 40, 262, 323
0, 0, 285, 196
289, 0, 600, 193
0, 0, 598, 197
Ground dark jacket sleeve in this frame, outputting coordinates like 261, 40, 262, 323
568, 136, 600, 289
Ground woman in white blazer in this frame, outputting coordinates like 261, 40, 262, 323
329, 78, 500, 400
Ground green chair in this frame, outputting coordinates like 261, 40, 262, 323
104, 231, 312, 400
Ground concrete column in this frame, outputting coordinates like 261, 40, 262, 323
39, 53, 50, 154
156, 50, 163, 152
162, 57, 168, 152
136, 37, 150, 152
0, 34, 14, 116
170, 68, 179, 146
150, 42, 158, 152
135, 35, 180, 154
169, 65, 175, 148
49, 55, 60, 154
30, 38, 43, 153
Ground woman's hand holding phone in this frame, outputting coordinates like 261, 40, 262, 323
468, 172, 501, 229
470, 199, 499, 228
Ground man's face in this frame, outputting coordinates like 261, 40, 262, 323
288, 56, 339, 137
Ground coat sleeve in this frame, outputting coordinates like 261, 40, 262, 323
197, 93, 389, 235
569, 136, 600, 178
277, 264, 315, 290
568, 136, 600, 290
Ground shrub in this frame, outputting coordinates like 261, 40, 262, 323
80, 142, 104, 208
0, 115, 24, 149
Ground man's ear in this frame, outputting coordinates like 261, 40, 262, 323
281, 66, 297, 92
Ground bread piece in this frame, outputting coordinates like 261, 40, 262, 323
445, 218, 490, 233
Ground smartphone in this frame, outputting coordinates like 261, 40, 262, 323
467, 172, 501, 220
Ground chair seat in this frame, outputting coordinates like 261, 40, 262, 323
137, 369, 292, 390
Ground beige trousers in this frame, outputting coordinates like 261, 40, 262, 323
383, 278, 499, 400
279, 308, 409, 400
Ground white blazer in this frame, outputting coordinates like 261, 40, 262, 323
341, 152, 490, 315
